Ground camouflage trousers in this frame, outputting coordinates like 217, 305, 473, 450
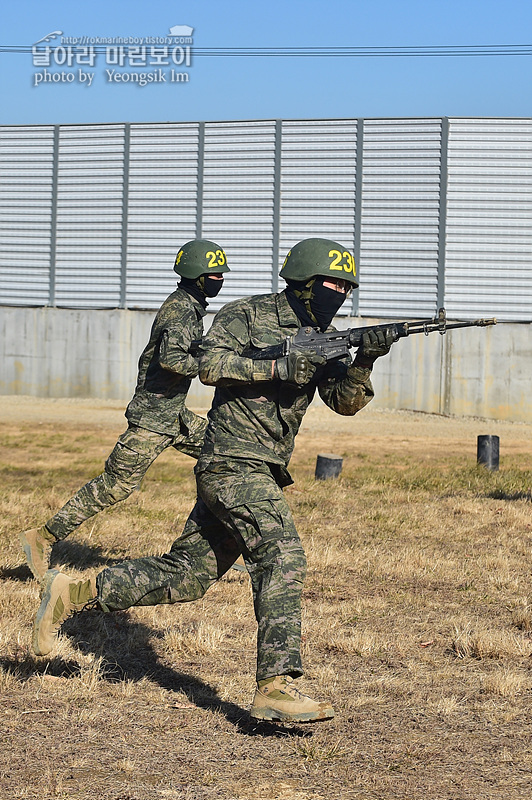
46, 417, 207, 540
97, 458, 307, 681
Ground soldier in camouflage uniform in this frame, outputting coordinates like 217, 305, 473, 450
21, 239, 229, 580
32, 238, 396, 723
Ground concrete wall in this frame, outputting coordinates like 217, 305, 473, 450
1, 306, 530, 421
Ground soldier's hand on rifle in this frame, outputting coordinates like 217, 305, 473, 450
354, 328, 396, 368
274, 350, 326, 386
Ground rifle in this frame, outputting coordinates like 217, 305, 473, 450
240, 308, 496, 363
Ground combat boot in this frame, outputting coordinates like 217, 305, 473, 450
250, 676, 334, 723
20, 525, 56, 580
32, 569, 99, 656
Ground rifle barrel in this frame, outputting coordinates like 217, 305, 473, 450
403, 316, 496, 336
441, 318, 497, 330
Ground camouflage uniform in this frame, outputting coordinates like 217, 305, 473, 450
96, 290, 374, 680
46, 288, 207, 540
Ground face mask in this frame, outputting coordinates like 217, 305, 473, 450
309, 279, 348, 331
285, 278, 348, 331
179, 275, 224, 306
202, 275, 224, 297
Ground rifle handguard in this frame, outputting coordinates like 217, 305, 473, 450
237, 308, 497, 364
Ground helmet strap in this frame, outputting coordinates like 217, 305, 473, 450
292, 279, 319, 325
285, 279, 319, 328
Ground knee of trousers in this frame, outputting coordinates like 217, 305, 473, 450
101, 475, 137, 503
168, 571, 209, 603
102, 439, 154, 501
100, 457, 144, 501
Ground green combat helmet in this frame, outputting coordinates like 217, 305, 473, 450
174, 239, 230, 279
279, 238, 358, 287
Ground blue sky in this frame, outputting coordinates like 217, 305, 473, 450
1, 0, 531, 125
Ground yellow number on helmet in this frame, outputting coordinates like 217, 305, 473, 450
342, 251, 354, 273
206, 249, 226, 269
328, 249, 343, 270
329, 249, 356, 274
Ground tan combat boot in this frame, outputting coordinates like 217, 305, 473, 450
20, 526, 56, 580
250, 676, 335, 723
32, 569, 99, 656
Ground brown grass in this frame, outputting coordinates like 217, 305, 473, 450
1, 397, 532, 800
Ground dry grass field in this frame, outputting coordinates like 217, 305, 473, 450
1, 395, 532, 800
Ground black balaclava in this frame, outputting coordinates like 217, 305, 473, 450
285, 277, 347, 332
179, 275, 224, 307
202, 275, 225, 297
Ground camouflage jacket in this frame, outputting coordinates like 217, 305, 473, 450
198, 290, 374, 478
125, 288, 206, 435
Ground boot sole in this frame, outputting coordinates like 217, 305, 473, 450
32, 569, 61, 656
250, 707, 334, 723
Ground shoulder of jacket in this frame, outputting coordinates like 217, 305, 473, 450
151, 290, 197, 329
215, 293, 277, 316
159, 289, 197, 313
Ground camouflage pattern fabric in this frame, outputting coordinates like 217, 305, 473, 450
125, 287, 206, 435
97, 457, 306, 680
198, 290, 374, 474
93, 289, 375, 680
45, 287, 208, 541
46, 418, 206, 540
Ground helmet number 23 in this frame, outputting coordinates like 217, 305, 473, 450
328, 249, 355, 274
206, 250, 226, 268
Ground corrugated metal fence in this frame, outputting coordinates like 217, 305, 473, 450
1, 117, 531, 322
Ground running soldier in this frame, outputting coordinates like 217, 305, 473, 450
32, 238, 395, 723
21, 239, 229, 579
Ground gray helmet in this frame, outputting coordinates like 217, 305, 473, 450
174, 239, 230, 279
279, 238, 358, 287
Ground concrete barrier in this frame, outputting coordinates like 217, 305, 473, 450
1, 305, 530, 421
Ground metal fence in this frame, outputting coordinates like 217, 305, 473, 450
1, 117, 531, 321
